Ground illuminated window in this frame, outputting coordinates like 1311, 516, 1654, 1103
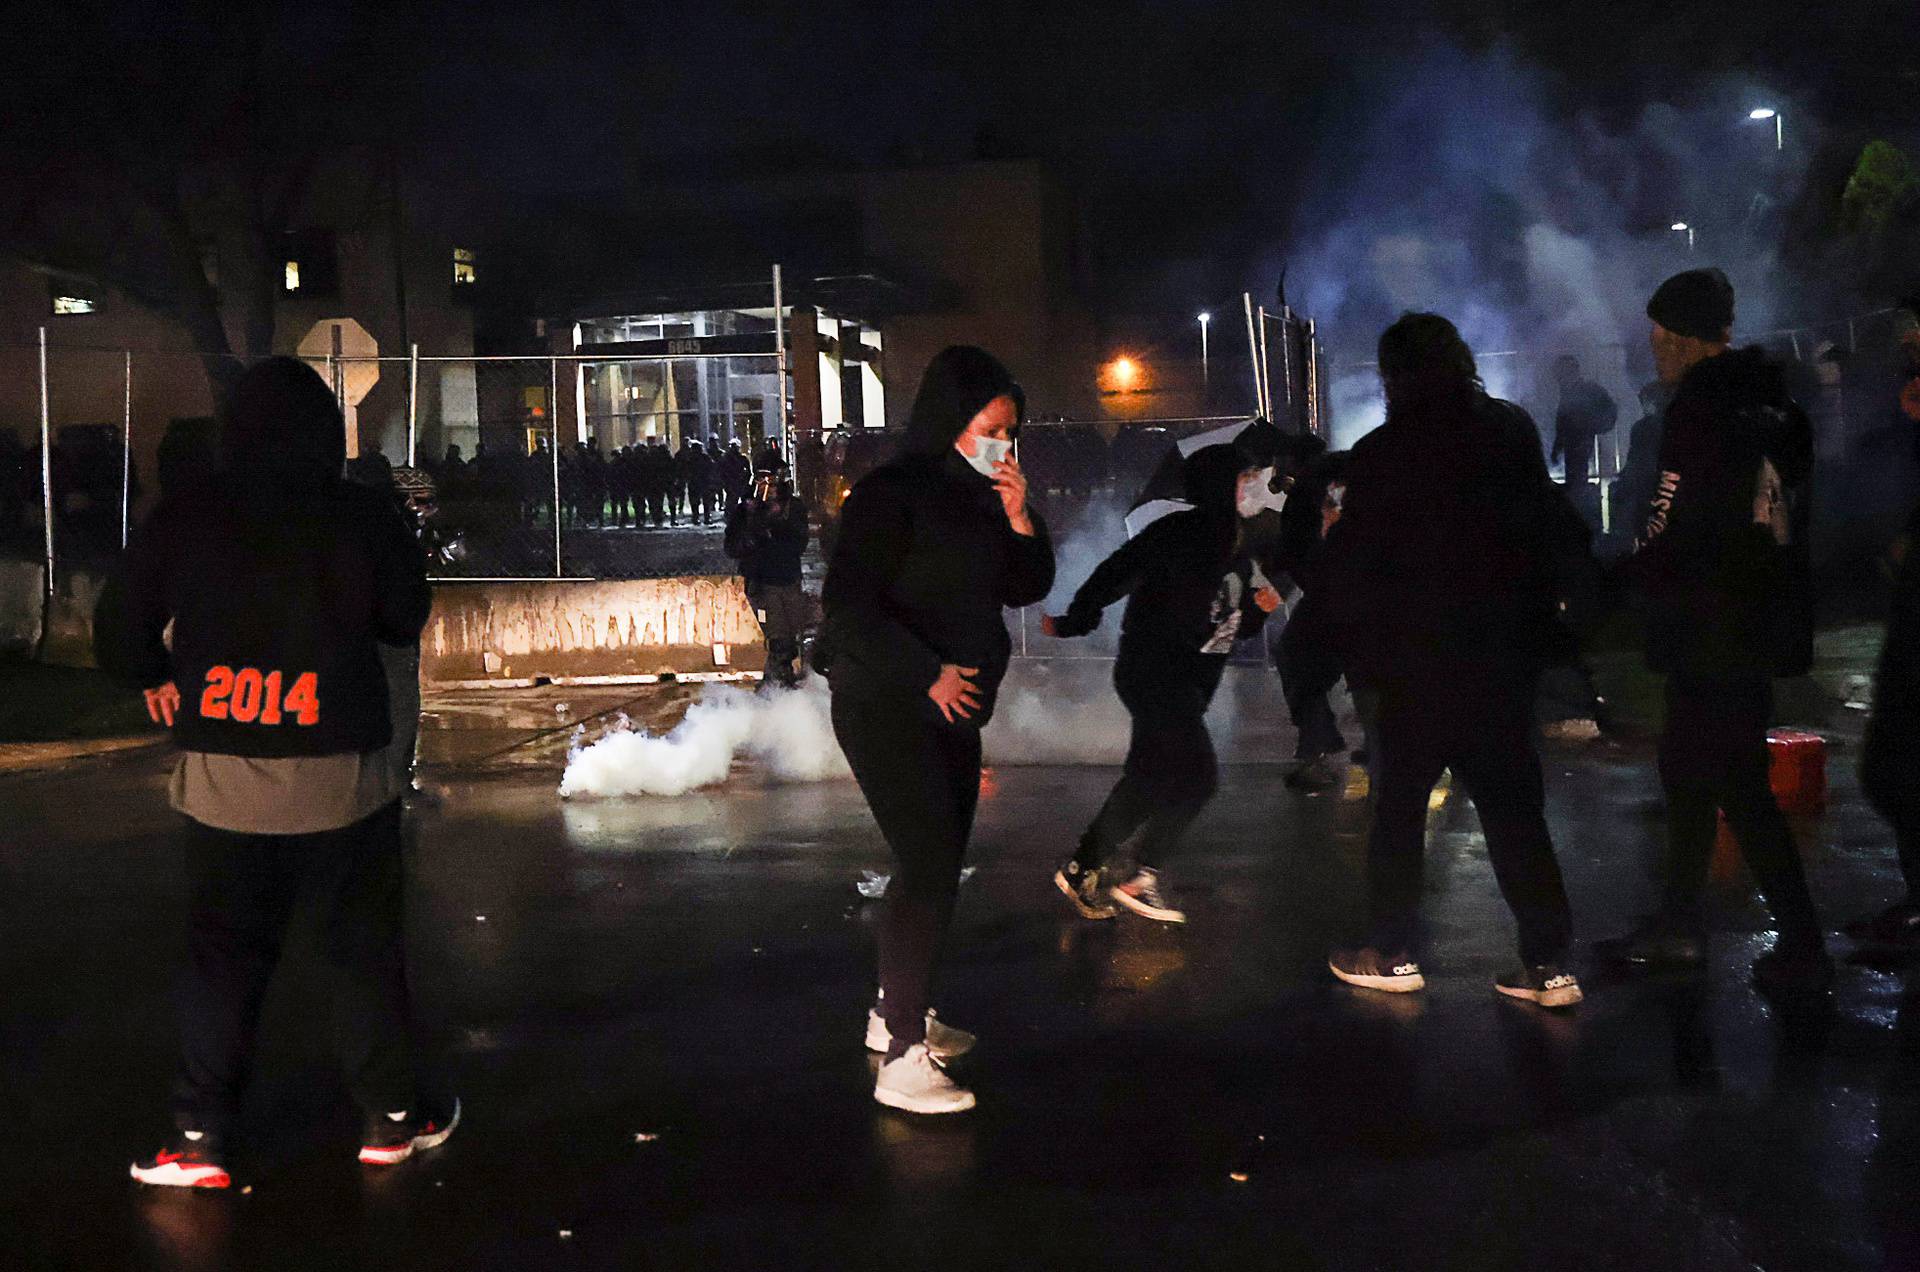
52, 295, 97, 315
280, 229, 338, 296
453, 247, 476, 286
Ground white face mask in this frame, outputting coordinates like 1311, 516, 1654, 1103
960, 436, 1012, 478
1236, 467, 1287, 519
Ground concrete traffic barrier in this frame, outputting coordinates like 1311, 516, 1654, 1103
421, 576, 769, 687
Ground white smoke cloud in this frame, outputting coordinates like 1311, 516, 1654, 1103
559, 675, 851, 798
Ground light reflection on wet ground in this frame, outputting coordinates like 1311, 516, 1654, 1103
3, 721, 1917, 1270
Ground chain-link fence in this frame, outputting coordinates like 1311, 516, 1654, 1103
0, 338, 799, 597
4, 305, 1914, 607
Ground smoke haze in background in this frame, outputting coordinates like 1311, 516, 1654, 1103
1275, 43, 1813, 449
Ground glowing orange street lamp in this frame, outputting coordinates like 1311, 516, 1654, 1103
1108, 356, 1140, 390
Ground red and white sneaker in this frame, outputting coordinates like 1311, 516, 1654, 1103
358, 1097, 461, 1166
130, 1130, 231, 1189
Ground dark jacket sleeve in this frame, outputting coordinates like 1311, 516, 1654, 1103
363, 491, 431, 647
822, 477, 946, 688
1055, 525, 1157, 637
999, 507, 1055, 608
92, 504, 176, 688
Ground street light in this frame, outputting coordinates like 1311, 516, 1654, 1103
1749, 107, 1782, 151
1110, 356, 1139, 390
1197, 311, 1212, 401
1670, 221, 1695, 251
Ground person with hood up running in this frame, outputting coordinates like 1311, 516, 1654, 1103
96, 358, 456, 1189
1320, 313, 1591, 1009
1043, 444, 1283, 923
1597, 268, 1830, 996
821, 345, 1055, 1115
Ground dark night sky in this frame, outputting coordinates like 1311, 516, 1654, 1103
7, 0, 1919, 312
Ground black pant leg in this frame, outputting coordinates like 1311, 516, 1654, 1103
171, 820, 302, 1137
833, 692, 979, 1056
1365, 700, 1450, 953
1449, 688, 1573, 965
1660, 678, 1820, 942
1079, 651, 1221, 871
1278, 612, 1347, 759
1714, 681, 1822, 945
300, 800, 418, 1116
1657, 678, 1724, 918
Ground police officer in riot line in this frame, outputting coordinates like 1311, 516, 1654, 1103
725, 462, 811, 688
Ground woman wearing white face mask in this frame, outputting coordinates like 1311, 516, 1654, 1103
821, 345, 1055, 1114
1041, 444, 1283, 924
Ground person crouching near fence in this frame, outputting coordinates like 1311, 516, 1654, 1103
1319, 313, 1591, 1009
1042, 444, 1283, 924
97, 357, 456, 1188
820, 345, 1055, 1114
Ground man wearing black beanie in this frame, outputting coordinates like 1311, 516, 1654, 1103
1598, 269, 1831, 995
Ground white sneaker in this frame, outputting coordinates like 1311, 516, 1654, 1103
864, 1008, 976, 1059
873, 1044, 976, 1114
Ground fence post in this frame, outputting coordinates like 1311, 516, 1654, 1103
1242, 294, 1264, 418
39, 326, 53, 604
121, 350, 133, 548
407, 342, 420, 468
773, 263, 789, 465
1256, 306, 1274, 423
550, 355, 562, 579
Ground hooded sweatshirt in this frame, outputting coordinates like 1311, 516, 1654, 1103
821, 346, 1054, 728
1321, 393, 1586, 695
1633, 345, 1814, 680
96, 358, 430, 757
1054, 444, 1277, 653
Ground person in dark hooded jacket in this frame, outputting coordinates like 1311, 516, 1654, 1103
1319, 313, 1589, 1009
1597, 268, 1831, 996
1848, 341, 1920, 953
97, 358, 456, 1189
822, 345, 1054, 1115
1043, 444, 1282, 923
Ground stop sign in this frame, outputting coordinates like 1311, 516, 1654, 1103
297, 318, 380, 405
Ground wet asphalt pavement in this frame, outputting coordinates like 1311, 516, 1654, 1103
3, 659, 1919, 1271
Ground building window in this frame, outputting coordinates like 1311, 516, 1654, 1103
52, 293, 97, 315
281, 228, 338, 297
453, 247, 477, 286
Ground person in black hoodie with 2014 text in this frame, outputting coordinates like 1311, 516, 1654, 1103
1043, 444, 1282, 924
1597, 268, 1831, 995
822, 345, 1054, 1115
97, 358, 457, 1189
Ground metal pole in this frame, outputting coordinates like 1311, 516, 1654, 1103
1242, 294, 1265, 418
772, 264, 788, 464
1256, 306, 1274, 422
1278, 307, 1294, 429
1199, 316, 1210, 405
39, 327, 53, 601
407, 342, 419, 467
549, 356, 562, 579
1305, 321, 1323, 438
121, 350, 132, 547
